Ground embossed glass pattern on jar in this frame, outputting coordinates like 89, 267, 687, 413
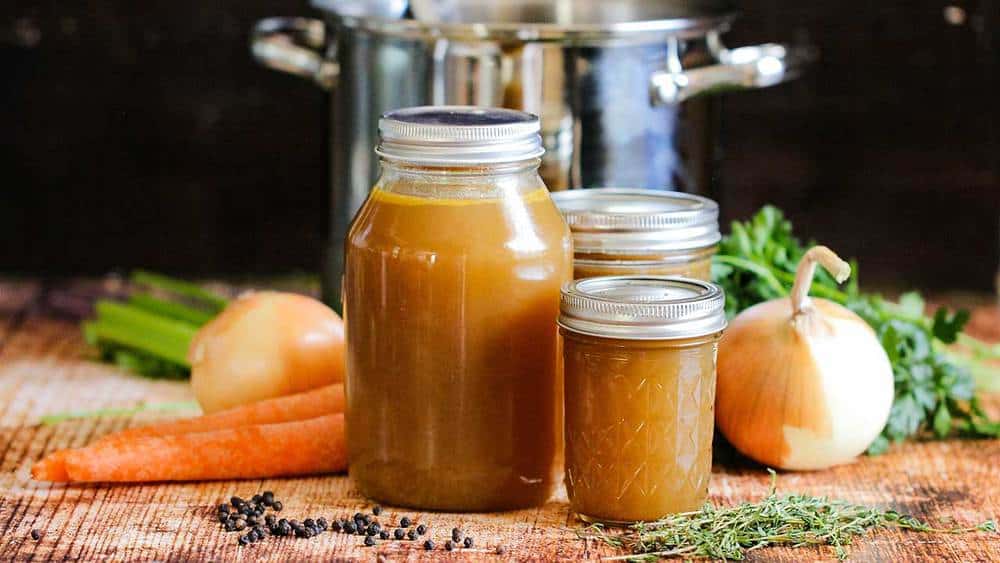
551, 189, 720, 281
558, 276, 726, 524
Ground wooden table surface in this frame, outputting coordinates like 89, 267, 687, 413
1, 279, 999, 561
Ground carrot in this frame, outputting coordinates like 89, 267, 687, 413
48, 414, 345, 483
97, 383, 344, 443
31, 384, 344, 482
31, 450, 70, 482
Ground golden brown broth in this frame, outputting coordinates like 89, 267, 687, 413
562, 330, 720, 523
344, 184, 572, 511
572, 246, 716, 281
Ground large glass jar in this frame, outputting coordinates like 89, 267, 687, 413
551, 189, 720, 281
343, 107, 572, 511
559, 277, 727, 524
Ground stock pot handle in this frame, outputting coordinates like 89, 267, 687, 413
650, 41, 816, 105
251, 17, 338, 90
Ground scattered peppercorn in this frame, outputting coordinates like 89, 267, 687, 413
344, 521, 358, 534
394, 528, 405, 540
272, 501, 283, 512
218, 503, 231, 514
445, 540, 455, 551
464, 537, 473, 548
262, 491, 275, 506
424, 540, 435, 550
452, 528, 463, 543
331, 520, 343, 533
231, 496, 243, 507
407, 529, 418, 541
372, 505, 382, 516
217, 512, 229, 524
234, 519, 247, 532
364, 535, 376, 547
265, 514, 276, 527
398, 516, 411, 528
30, 529, 41, 541
238, 535, 250, 546
379, 530, 390, 540
304, 518, 315, 529
370, 523, 382, 535
416, 524, 427, 535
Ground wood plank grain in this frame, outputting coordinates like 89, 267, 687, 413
1, 282, 998, 561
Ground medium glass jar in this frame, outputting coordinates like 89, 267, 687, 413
343, 106, 572, 511
559, 276, 727, 524
550, 188, 720, 281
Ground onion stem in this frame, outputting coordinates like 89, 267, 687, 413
790, 246, 851, 316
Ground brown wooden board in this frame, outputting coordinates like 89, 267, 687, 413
1, 280, 999, 561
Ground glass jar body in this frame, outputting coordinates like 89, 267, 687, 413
573, 245, 717, 281
562, 329, 721, 524
344, 160, 572, 511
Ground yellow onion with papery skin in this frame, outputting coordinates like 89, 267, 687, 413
715, 246, 894, 470
189, 291, 345, 413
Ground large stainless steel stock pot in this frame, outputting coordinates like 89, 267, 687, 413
251, 0, 811, 307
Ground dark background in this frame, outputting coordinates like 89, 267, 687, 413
2, 1, 997, 291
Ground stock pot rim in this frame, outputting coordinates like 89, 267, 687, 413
313, 11, 737, 42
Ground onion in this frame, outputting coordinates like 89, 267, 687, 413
715, 246, 894, 470
189, 291, 345, 413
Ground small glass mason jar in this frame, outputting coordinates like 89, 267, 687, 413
343, 106, 572, 511
550, 188, 720, 281
559, 276, 727, 524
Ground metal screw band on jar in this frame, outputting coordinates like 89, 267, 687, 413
551, 188, 720, 254
558, 276, 727, 340
376, 106, 545, 165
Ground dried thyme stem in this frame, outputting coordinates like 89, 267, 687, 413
587, 471, 997, 561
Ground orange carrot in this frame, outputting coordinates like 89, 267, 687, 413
31, 450, 70, 482
31, 384, 344, 482
46, 414, 345, 483
97, 383, 344, 443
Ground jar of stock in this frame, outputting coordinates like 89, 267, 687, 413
559, 276, 727, 524
550, 188, 720, 281
343, 106, 572, 511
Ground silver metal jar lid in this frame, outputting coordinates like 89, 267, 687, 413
376, 106, 545, 165
551, 188, 720, 254
559, 276, 726, 340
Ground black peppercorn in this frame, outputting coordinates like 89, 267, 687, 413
394, 528, 405, 540
294, 527, 308, 538
370, 523, 381, 534
464, 537, 473, 548
252, 494, 262, 504
238, 535, 250, 546
424, 539, 435, 550
331, 520, 342, 533
416, 524, 427, 535
344, 521, 358, 534
363, 514, 373, 525
231, 496, 244, 507
218, 503, 231, 514
317, 517, 329, 531
234, 518, 247, 532
262, 491, 275, 506
272, 501, 283, 512
372, 505, 382, 516
407, 529, 418, 541
354, 512, 365, 521
280, 522, 293, 537
290, 519, 301, 528
399, 516, 411, 528
379, 530, 389, 540
445, 540, 455, 551
30, 529, 41, 541
364, 535, 376, 547
452, 528, 463, 542
304, 518, 315, 528
265, 515, 276, 527
247, 514, 260, 526
218, 512, 229, 524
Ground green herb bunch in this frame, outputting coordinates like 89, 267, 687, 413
591, 470, 996, 561
711, 206, 1000, 453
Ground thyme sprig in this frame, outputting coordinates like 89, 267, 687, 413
587, 471, 996, 560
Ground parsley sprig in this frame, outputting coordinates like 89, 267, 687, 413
712, 206, 1000, 453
